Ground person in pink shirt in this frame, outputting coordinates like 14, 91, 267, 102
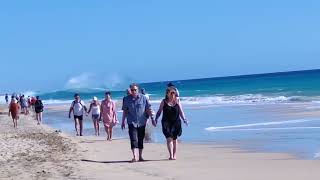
100, 91, 117, 141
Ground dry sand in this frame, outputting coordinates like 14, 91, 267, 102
0, 106, 319, 180
0, 107, 80, 179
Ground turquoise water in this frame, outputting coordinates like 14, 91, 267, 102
36, 69, 320, 159
38, 69, 320, 104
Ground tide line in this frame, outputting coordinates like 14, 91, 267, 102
205, 119, 318, 131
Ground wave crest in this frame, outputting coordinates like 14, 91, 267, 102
179, 94, 315, 105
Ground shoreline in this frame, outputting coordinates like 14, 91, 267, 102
43, 103, 319, 159
1, 106, 320, 179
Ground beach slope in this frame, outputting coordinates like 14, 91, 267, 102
0, 106, 319, 180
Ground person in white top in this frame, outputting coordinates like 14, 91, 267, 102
69, 93, 87, 136
87, 96, 101, 136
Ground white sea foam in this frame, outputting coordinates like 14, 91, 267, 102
42, 99, 73, 105
179, 94, 295, 105
205, 119, 318, 131
206, 126, 320, 132
314, 152, 320, 158
132, 94, 314, 106
21, 91, 37, 97
0, 95, 7, 104
36, 92, 319, 107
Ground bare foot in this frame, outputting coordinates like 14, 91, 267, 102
130, 158, 138, 163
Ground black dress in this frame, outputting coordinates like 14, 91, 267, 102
161, 100, 182, 140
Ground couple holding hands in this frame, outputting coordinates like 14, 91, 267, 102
121, 83, 188, 162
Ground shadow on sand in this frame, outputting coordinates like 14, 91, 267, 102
81, 158, 169, 164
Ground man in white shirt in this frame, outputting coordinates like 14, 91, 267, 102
69, 93, 87, 136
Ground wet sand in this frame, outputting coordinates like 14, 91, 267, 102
0, 106, 320, 180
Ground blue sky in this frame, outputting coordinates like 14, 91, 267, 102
1, 0, 320, 92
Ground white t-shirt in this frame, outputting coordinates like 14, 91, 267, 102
71, 100, 86, 116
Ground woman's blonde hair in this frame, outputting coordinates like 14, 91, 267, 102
165, 87, 177, 101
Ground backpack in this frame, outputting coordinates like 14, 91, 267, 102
35, 100, 44, 110
72, 100, 87, 111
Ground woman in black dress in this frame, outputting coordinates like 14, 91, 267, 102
155, 86, 188, 160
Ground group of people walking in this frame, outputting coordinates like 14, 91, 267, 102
7, 95, 44, 128
68, 91, 118, 140
68, 83, 188, 161
5, 82, 188, 162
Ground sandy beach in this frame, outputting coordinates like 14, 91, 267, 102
1, 106, 320, 180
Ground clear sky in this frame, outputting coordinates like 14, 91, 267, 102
1, 0, 320, 92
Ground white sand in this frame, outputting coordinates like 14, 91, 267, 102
0, 106, 320, 180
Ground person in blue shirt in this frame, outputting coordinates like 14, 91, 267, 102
121, 83, 156, 162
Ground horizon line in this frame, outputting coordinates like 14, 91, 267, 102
139, 68, 320, 85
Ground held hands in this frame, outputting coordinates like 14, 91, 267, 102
121, 122, 126, 130
183, 119, 189, 126
151, 118, 157, 127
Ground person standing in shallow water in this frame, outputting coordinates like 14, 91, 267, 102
8, 98, 20, 128
155, 86, 188, 160
5, 94, 9, 104
100, 92, 117, 141
69, 93, 87, 136
121, 83, 156, 162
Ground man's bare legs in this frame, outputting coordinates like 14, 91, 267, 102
131, 148, 138, 162
74, 118, 79, 136
79, 119, 83, 136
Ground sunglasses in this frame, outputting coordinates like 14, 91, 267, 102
170, 91, 176, 95
131, 88, 138, 92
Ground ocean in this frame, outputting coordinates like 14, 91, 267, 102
2, 69, 320, 159
34, 69, 320, 105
